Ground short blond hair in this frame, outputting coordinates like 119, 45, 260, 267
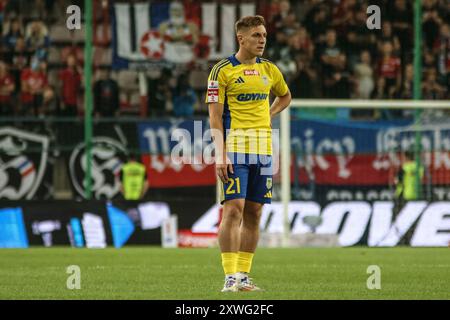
235, 15, 266, 34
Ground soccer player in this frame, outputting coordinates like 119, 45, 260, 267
205, 15, 291, 292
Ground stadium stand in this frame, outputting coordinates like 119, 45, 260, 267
0, 0, 448, 118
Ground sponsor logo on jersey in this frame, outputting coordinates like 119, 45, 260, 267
236, 93, 268, 102
244, 70, 260, 76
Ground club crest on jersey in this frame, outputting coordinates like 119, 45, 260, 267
266, 177, 272, 189
261, 75, 269, 86
244, 70, 259, 76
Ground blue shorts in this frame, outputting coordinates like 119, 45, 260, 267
221, 153, 273, 204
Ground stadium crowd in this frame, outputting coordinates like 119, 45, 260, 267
267, 0, 449, 119
0, 0, 448, 119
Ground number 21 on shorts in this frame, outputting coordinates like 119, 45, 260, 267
226, 177, 241, 195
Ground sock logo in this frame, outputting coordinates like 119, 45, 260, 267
266, 177, 272, 189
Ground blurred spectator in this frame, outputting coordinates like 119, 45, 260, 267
288, 27, 314, 60
147, 68, 172, 117
397, 63, 414, 99
25, 0, 55, 21
2, 17, 24, 51
94, 68, 120, 117
5, 36, 32, 93
352, 50, 374, 99
443, 0, 450, 23
39, 85, 59, 116
25, 20, 50, 58
276, 49, 297, 82
263, 0, 283, 42
289, 53, 319, 98
266, 30, 289, 61
318, 28, 350, 98
346, 5, 377, 68
61, 45, 84, 66
277, 9, 300, 38
422, 69, 447, 100
271, 0, 291, 35
331, 0, 355, 36
422, 0, 444, 50
172, 73, 196, 118
371, 77, 389, 100
388, 63, 415, 125
304, 3, 329, 44
434, 23, 450, 88
377, 21, 401, 57
3, 0, 20, 17
423, 49, 437, 76
5, 35, 30, 65
58, 54, 81, 117
0, 60, 15, 115
388, 0, 413, 53
20, 56, 48, 116
377, 41, 401, 97
0, 0, 7, 26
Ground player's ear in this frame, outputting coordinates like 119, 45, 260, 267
236, 33, 244, 45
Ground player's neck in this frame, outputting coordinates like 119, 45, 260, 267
235, 50, 257, 65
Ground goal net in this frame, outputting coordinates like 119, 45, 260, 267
271, 99, 450, 244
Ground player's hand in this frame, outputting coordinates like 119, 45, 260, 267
216, 156, 233, 183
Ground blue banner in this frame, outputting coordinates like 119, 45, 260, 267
291, 118, 413, 153
0, 207, 28, 248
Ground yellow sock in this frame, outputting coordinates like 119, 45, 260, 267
221, 252, 237, 276
237, 251, 254, 274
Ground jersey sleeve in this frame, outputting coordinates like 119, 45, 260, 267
205, 61, 227, 104
270, 63, 289, 97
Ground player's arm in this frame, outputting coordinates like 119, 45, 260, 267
269, 63, 292, 120
206, 61, 231, 183
270, 88, 291, 119
209, 102, 232, 183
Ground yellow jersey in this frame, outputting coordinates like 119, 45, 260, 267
205, 54, 289, 155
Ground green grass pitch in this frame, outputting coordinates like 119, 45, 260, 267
0, 247, 449, 300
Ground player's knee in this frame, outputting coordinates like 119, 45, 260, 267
223, 204, 243, 223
